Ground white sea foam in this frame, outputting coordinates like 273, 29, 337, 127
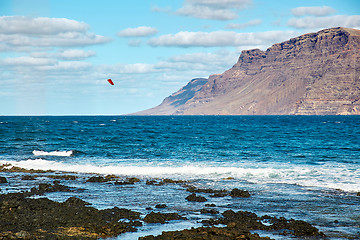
32, 150, 73, 157
1, 159, 359, 192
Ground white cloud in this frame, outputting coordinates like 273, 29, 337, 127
176, 0, 252, 20
37, 61, 92, 71
29, 49, 96, 60
155, 50, 238, 73
0, 16, 111, 51
59, 49, 96, 60
1, 32, 110, 48
101, 63, 156, 74
226, 19, 262, 29
288, 15, 360, 29
148, 30, 297, 48
291, 6, 336, 17
0, 16, 89, 35
117, 26, 159, 37
1, 56, 57, 66
177, 5, 238, 20
187, 0, 252, 10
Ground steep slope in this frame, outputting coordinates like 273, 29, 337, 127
135, 27, 360, 115
135, 78, 208, 115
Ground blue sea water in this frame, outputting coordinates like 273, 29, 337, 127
0, 115, 359, 239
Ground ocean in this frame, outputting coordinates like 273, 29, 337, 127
0, 115, 359, 239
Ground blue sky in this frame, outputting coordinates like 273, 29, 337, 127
0, 0, 359, 115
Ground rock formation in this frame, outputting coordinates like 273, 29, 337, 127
135, 27, 360, 115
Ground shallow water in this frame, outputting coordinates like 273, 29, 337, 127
0, 116, 359, 239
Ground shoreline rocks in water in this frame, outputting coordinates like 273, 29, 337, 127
0, 176, 8, 183
0, 191, 142, 239
0, 164, 326, 239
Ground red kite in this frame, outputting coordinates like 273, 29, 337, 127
107, 79, 114, 85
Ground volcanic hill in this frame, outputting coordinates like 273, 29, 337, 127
136, 27, 360, 115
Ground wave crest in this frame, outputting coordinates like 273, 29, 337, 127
32, 150, 73, 157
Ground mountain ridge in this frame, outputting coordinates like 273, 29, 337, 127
134, 27, 360, 115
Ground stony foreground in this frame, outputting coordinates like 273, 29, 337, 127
0, 165, 326, 239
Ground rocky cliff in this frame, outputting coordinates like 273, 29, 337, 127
135, 27, 360, 115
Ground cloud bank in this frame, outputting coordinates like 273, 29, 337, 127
288, 15, 360, 29
117, 26, 159, 37
0, 16, 111, 52
148, 30, 297, 48
291, 6, 336, 17
176, 0, 252, 20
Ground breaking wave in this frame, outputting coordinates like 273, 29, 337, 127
32, 150, 73, 157
1, 158, 359, 193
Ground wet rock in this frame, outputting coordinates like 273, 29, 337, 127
155, 204, 167, 208
161, 178, 188, 184
230, 188, 250, 198
126, 177, 141, 183
21, 175, 36, 180
100, 207, 141, 221
64, 197, 91, 207
200, 208, 219, 215
30, 182, 73, 195
205, 203, 216, 207
139, 226, 271, 240
357, 192, 360, 196
185, 193, 207, 202
146, 178, 187, 186
199, 210, 325, 238
47, 174, 78, 180
210, 192, 228, 197
186, 186, 227, 194
0, 193, 142, 239
144, 211, 186, 224
0, 164, 54, 173
86, 176, 109, 182
146, 179, 160, 185
0, 176, 8, 183
115, 177, 141, 185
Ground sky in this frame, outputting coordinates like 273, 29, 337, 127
0, 0, 359, 115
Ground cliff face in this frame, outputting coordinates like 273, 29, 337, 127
135, 27, 360, 115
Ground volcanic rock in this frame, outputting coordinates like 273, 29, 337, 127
0, 193, 142, 239
144, 211, 186, 224
135, 27, 360, 115
0, 176, 8, 183
230, 188, 251, 198
185, 193, 207, 202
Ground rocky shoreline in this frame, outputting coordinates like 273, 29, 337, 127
0, 164, 326, 239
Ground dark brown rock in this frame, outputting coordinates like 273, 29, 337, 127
0, 176, 8, 183
201, 208, 219, 215
21, 175, 36, 180
200, 210, 324, 238
139, 226, 272, 240
144, 211, 186, 224
30, 182, 73, 195
0, 193, 142, 239
115, 177, 141, 185
186, 186, 227, 194
134, 27, 360, 116
155, 204, 167, 208
86, 176, 109, 183
185, 193, 207, 202
47, 174, 78, 180
230, 188, 251, 198
0, 164, 54, 173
